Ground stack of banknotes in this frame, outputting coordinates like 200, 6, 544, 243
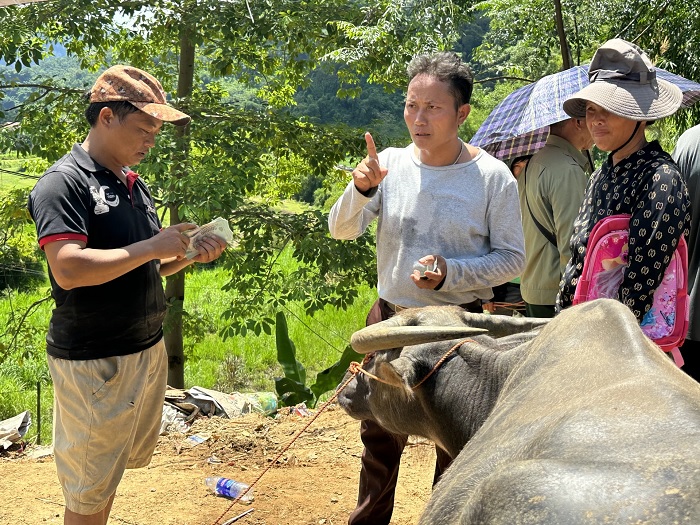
184, 217, 233, 259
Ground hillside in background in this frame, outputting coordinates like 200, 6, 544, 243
1, 15, 489, 141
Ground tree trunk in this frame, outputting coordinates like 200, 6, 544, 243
163, 23, 195, 388
553, 0, 572, 70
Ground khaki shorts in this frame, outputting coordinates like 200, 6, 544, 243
48, 339, 167, 515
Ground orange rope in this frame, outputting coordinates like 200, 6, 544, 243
491, 301, 525, 309
410, 338, 471, 390
210, 339, 472, 524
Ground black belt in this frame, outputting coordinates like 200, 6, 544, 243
382, 298, 482, 314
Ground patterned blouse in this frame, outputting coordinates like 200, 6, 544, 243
557, 141, 691, 322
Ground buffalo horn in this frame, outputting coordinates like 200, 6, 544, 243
350, 325, 488, 353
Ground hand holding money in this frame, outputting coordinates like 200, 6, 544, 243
184, 217, 233, 259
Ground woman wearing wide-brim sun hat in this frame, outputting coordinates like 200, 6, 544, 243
555, 38, 691, 328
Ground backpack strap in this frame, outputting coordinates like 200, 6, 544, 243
523, 162, 557, 247
669, 347, 685, 368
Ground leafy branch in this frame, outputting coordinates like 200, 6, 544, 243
0, 295, 51, 361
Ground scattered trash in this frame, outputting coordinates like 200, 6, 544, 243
188, 386, 278, 418
164, 387, 216, 422
248, 392, 278, 416
160, 387, 280, 435
207, 455, 222, 464
290, 403, 312, 417
204, 476, 253, 503
0, 411, 31, 450
160, 404, 188, 435
186, 434, 208, 446
26, 445, 53, 460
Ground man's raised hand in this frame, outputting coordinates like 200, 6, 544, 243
352, 132, 389, 193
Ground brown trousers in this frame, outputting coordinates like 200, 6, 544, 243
348, 298, 480, 525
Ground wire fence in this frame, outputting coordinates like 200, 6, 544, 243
0, 165, 40, 179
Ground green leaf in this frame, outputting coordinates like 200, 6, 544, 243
274, 376, 314, 407
275, 311, 305, 385
309, 344, 362, 407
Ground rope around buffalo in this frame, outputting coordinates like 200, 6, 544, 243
210, 338, 472, 524
349, 338, 473, 391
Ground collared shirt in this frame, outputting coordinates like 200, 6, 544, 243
557, 141, 691, 321
518, 135, 592, 305
28, 144, 166, 359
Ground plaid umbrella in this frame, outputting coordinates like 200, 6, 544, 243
471, 65, 700, 162
470, 66, 589, 161
656, 68, 700, 108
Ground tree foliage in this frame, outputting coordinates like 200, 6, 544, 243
0, 187, 45, 292
0, 0, 474, 385
473, 0, 700, 132
620, 0, 700, 128
473, 0, 620, 77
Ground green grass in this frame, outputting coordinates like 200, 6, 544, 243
0, 284, 54, 445
182, 264, 374, 392
0, 154, 41, 190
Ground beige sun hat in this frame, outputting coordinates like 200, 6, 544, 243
90, 65, 190, 126
563, 39, 682, 121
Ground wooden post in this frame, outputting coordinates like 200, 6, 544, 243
36, 381, 41, 445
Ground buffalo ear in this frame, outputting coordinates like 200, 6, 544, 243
377, 358, 414, 394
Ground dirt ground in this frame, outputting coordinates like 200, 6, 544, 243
0, 404, 437, 525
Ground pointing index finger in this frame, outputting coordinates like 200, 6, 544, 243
365, 132, 378, 161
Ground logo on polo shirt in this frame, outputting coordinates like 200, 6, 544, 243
89, 185, 120, 215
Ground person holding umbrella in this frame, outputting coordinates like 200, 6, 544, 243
556, 39, 691, 332
519, 117, 593, 318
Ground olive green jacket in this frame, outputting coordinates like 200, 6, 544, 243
518, 135, 591, 306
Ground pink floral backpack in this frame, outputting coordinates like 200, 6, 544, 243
573, 214, 689, 367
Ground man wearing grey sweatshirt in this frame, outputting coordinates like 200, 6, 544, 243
328, 51, 524, 525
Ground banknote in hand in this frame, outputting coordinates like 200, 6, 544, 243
184, 217, 233, 259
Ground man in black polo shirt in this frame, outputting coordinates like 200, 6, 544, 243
28, 65, 226, 525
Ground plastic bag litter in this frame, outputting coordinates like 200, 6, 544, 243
0, 411, 31, 449
160, 404, 189, 435
187, 387, 278, 418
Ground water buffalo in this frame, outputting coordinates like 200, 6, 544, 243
338, 299, 700, 524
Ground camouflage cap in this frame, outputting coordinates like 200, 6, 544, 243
90, 65, 190, 126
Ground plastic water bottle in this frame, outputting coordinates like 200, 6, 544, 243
204, 477, 254, 503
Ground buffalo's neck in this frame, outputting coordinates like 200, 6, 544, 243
430, 345, 526, 458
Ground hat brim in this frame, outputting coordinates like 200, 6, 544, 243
563, 78, 682, 121
130, 101, 191, 126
